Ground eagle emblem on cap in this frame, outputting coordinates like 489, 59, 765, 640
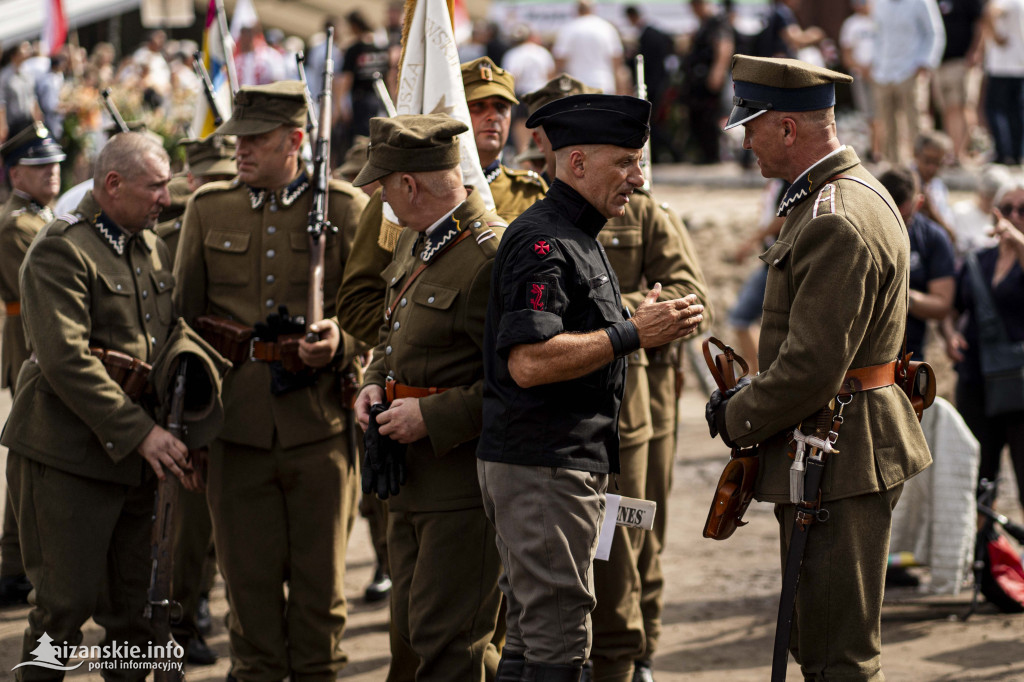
480, 64, 493, 81
558, 75, 572, 92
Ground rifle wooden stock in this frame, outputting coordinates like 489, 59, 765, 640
101, 89, 130, 134
306, 27, 335, 342
192, 51, 224, 127
145, 361, 187, 681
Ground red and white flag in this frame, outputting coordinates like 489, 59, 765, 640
41, 0, 68, 56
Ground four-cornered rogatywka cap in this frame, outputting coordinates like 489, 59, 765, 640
725, 55, 853, 130
216, 80, 308, 136
353, 114, 469, 188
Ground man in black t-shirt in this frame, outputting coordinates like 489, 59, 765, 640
338, 10, 390, 150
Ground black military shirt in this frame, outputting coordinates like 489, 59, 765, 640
477, 179, 626, 474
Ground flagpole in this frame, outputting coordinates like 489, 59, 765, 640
214, 0, 239, 99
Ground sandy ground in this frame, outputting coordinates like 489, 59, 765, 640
0, 184, 1021, 681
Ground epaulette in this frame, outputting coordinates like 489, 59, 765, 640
506, 168, 546, 188
45, 211, 85, 236
811, 182, 839, 219
9, 208, 26, 218
328, 178, 363, 199
154, 217, 182, 240
192, 177, 239, 201
470, 218, 505, 256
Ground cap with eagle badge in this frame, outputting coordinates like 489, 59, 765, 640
353, 114, 468, 187
461, 56, 518, 104
216, 80, 308, 136
520, 73, 602, 117
0, 122, 65, 168
526, 93, 650, 150
725, 55, 853, 130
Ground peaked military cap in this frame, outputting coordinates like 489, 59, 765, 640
526, 94, 650, 150
520, 73, 602, 116
725, 55, 853, 130
1, 122, 65, 167
354, 114, 468, 187
217, 80, 307, 136
181, 134, 237, 177
336, 135, 370, 181
461, 56, 518, 104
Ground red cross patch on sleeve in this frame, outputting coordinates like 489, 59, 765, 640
533, 240, 551, 257
528, 282, 547, 311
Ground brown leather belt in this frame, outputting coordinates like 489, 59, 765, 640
839, 360, 897, 395
4, 301, 20, 317
250, 335, 303, 363
385, 377, 448, 402
31, 347, 152, 401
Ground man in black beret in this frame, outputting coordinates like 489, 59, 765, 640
476, 94, 704, 682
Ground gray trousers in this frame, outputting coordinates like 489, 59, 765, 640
477, 460, 607, 666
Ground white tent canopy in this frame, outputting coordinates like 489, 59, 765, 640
0, 0, 141, 48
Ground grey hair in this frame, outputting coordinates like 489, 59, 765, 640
978, 164, 1014, 201
93, 132, 169, 186
994, 175, 1024, 205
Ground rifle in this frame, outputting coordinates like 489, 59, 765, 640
295, 51, 319, 141
634, 54, 652, 191
373, 71, 397, 117
144, 359, 187, 681
101, 89, 130, 134
192, 51, 225, 127
306, 26, 337, 343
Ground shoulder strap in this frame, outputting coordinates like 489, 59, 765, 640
829, 173, 902, 225
964, 251, 1012, 344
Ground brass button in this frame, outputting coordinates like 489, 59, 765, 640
612, 237, 620, 246
115, 283, 122, 291
224, 240, 231, 248
427, 295, 435, 304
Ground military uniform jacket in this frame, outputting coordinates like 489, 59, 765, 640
363, 190, 505, 512
600, 189, 710, 447
153, 175, 193, 267
724, 148, 931, 502
173, 172, 368, 450
489, 162, 547, 223
0, 191, 173, 485
0, 191, 52, 389
336, 188, 390, 345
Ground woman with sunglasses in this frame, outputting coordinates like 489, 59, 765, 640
944, 177, 1024, 503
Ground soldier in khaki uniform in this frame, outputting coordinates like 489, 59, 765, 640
155, 134, 237, 263
0, 122, 64, 607
522, 76, 711, 682
152, 133, 237, 666
707, 56, 932, 680
1, 132, 195, 679
353, 114, 505, 681
173, 82, 368, 682
336, 57, 547, 346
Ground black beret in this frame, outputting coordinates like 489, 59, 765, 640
525, 94, 650, 151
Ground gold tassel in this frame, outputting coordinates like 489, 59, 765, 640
377, 216, 404, 253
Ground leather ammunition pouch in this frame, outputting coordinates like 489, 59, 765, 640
195, 315, 252, 365
896, 354, 935, 422
89, 348, 152, 401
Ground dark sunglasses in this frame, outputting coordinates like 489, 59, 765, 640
999, 203, 1024, 216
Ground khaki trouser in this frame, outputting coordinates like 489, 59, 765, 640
208, 434, 358, 682
386, 508, 502, 681
638, 362, 679, 660
478, 460, 606, 666
171, 481, 216, 645
590, 439, 648, 682
875, 75, 920, 164
8, 451, 156, 682
778, 485, 902, 681
1, 490, 23, 577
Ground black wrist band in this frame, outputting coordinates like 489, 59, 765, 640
604, 320, 641, 358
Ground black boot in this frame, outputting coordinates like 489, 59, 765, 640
495, 651, 526, 681
521, 662, 582, 682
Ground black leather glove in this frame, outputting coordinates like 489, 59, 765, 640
362, 403, 407, 500
706, 377, 751, 446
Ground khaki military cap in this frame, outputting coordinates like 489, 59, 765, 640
461, 56, 518, 105
725, 55, 853, 130
0, 121, 65, 167
181, 134, 237, 177
336, 136, 370, 181
353, 114, 468, 187
520, 73, 601, 116
217, 80, 307, 136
